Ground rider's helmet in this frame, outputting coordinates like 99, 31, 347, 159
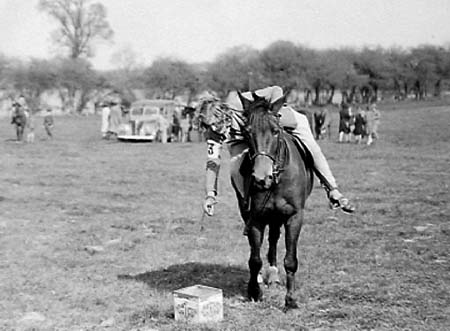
197, 96, 231, 134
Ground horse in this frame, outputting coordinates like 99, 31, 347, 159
236, 91, 313, 311
11, 104, 27, 142
313, 107, 331, 140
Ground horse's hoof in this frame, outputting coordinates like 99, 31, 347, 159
248, 284, 263, 302
283, 297, 299, 312
248, 291, 263, 302
266, 266, 281, 286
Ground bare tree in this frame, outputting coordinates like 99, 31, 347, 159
110, 46, 140, 73
143, 58, 201, 100
54, 57, 103, 113
108, 46, 143, 105
38, 0, 113, 59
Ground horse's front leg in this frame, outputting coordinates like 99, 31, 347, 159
266, 224, 281, 285
247, 222, 265, 302
283, 210, 304, 311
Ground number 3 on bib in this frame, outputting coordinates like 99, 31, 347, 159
206, 140, 221, 159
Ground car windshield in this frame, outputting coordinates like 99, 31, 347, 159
131, 108, 143, 116
144, 107, 159, 115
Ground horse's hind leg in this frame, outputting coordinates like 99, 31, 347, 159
283, 210, 304, 311
266, 225, 281, 285
247, 223, 264, 302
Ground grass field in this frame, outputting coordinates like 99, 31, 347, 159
0, 102, 449, 331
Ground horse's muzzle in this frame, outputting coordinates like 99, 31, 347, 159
253, 154, 274, 190
253, 174, 273, 190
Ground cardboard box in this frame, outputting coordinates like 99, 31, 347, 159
173, 285, 223, 323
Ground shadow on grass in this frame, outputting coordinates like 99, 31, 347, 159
118, 262, 248, 298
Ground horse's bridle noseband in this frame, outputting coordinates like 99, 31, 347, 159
250, 151, 277, 163
247, 130, 286, 185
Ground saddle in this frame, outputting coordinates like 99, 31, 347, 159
283, 130, 314, 170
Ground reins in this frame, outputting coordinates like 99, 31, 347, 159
248, 127, 287, 185
250, 129, 289, 215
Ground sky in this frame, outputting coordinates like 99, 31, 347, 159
1, 0, 450, 70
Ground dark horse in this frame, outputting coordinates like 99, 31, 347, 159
236, 92, 313, 311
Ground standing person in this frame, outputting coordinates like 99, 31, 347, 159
338, 102, 353, 143
353, 105, 366, 144
10, 101, 27, 142
313, 106, 331, 140
26, 113, 35, 143
365, 103, 381, 146
100, 102, 111, 139
179, 115, 191, 143
43, 108, 54, 139
18, 95, 30, 114
201, 86, 356, 228
171, 113, 181, 142
108, 98, 122, 139
157, 114, 170, 143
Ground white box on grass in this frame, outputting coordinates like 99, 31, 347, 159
173, 285, 223, 323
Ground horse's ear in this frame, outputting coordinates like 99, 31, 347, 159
251, 92, 265, 101
237, 91, 252, 112
270, 92, 288, 114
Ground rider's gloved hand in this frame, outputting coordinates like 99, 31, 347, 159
203, 194, 217, 216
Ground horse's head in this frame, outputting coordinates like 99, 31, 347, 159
238, 91, 287, 190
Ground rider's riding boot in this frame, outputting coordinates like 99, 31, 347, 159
328, 189, 356, 214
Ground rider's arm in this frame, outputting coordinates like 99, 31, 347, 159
205, 128, 224, 198
203, 127, 226, 216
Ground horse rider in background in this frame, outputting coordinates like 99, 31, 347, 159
201, 86, 356, 227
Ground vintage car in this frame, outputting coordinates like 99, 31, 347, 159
117, 99, 184, 142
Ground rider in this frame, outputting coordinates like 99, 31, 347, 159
202, 86, 356, 222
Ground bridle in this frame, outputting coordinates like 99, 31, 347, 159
245, 114, 286, 186
245, 122, 288, 215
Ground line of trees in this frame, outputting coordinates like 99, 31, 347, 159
1, 0, 450, 113
200, 42, 450, 104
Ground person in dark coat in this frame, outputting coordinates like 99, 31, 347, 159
10, 101, 27, 142
353, 105, 366, 144
338, 102, 354, 143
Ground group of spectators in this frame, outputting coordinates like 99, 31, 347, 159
100, 97, 125, 140
99, 96, 194, 143
9, 95, 54, 143
338, 102, 381, 145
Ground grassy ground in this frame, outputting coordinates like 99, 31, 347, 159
0, 103, 449, 331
